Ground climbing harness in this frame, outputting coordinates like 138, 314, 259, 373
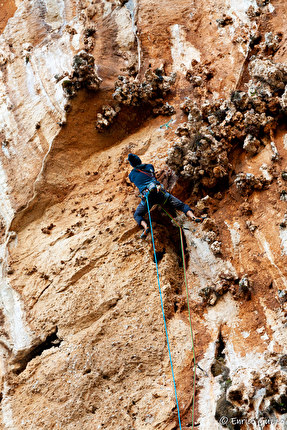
134, 168, 162, 200
140, 184, 170, 205
146, 195, 183, 430
141, 181, 158, 196
134, 167, 170, 203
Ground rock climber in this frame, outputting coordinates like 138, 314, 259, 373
128, 153, 203, 238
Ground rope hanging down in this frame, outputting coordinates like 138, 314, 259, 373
146, 196, 183, 430
159, 205, 197, 430
180, 228, 196, 430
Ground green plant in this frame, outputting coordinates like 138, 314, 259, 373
73, 56, 85, 67
62, 79, 72, 88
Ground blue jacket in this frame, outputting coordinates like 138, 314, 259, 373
129, 163, 160, 193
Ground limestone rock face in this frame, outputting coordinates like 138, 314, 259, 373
1, 1, 287, 430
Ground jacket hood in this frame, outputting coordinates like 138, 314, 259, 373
128, 153, 142, 167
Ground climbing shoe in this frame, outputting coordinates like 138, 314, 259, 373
194, 216, 207, 223
140, 227, 150, 239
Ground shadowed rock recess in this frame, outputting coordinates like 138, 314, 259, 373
2, 0, 287, 429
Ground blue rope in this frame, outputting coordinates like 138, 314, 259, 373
146, 196, 182, 430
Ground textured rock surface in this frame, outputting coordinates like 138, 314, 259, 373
1, 1, 287, 430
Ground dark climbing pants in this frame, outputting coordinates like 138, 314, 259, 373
134, 191, 192, 226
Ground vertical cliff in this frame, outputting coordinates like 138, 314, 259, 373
1, 0, 287, 429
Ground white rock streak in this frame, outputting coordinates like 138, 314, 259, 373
225, 0, 257, 23
170, 24, 201, 73
255, 229, 287, 289
0, 236, 33, 354
43, 0, 66, 30
114, 6, 135, 52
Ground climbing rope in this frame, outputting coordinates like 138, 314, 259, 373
159, 205, 197, 430
146, 196, 183, 430
179, 227, 196, 430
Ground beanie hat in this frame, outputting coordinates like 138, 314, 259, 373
128, 153, 142, 167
